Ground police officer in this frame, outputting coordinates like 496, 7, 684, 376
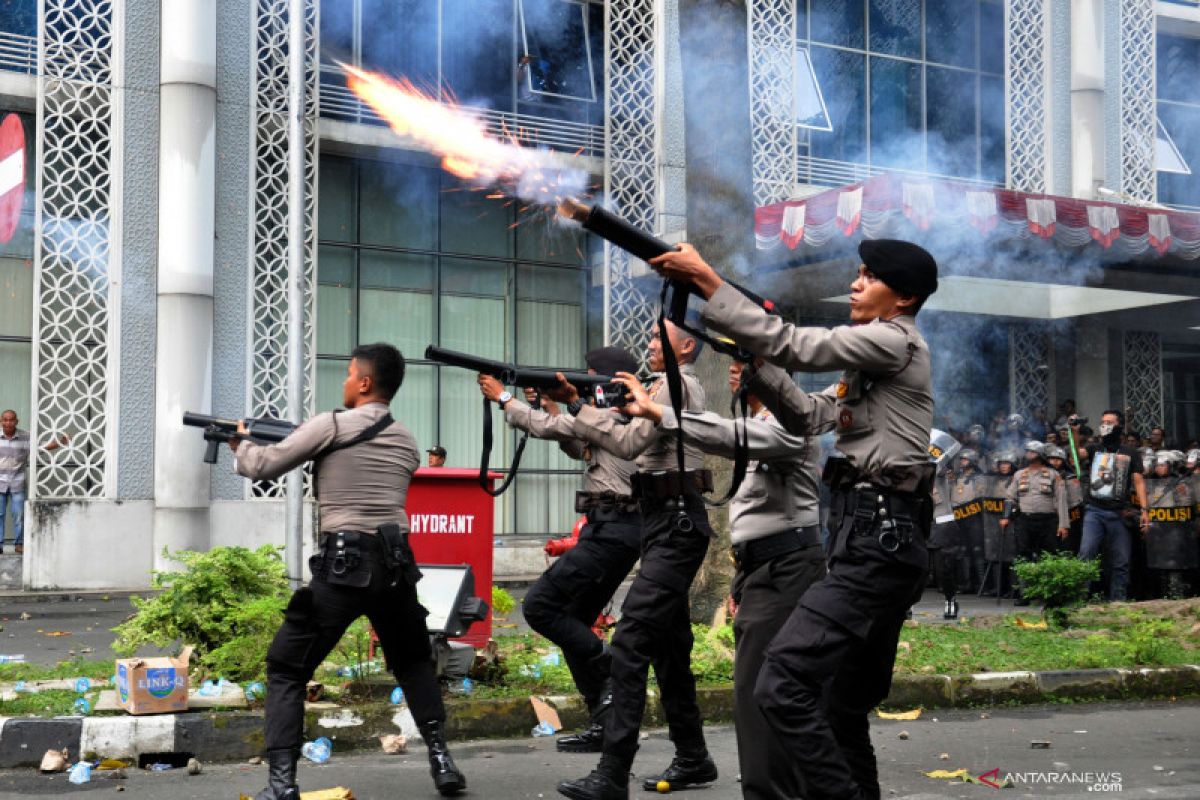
652, 237, 937, 800
620, 358, 825, 800
231, 344, 465, 799
930, 457, 962, 619
476, 346, 642, 754
951, 449, 986, 594
556, 319, 718, 800
1001, 442, 1069, 605
1045, 444, 1084, 555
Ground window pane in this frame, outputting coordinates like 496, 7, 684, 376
438, 367, 511, 468
517, 300, 583, 367
869, 0, 920, 58
810, 47, 866, 163
1158, 34, 1200, 105
318, 157, 355, 242
395, 363, 436, 457
0, 340, 31, 425
317, 284, 354, 355
440, 176, 514, 257
441, 257, 509, 297
318, 0, 353, 64
796, 48, 832, 130
316, 358, 347, 412
1158, 103, 1200, 208
514, 472, 581, 535
0, 0, 36, 37
926, 0, 977, 69
809, 0, 863, 49
318, 244, 354, 286
360, 288, 434, 357
361, 250, 434, 290
360, 160, 439, 249
439, 294, 507, 359
979, 0, 1004, 74
869, 57, 923, 169
440, 0, 514, 110
926, 67, 978, 178
517, 264, 583, 302
0, 256, 34, 337
980, 74, 1005, 183
360, 0, 438, 86
516, 207, 586, 264
519, 0, 597, 101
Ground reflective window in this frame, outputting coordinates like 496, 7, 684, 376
809, 47, 866, 163
869, 0, 921, 59
1157, 33, 1200, 208
809, 0, 864, 49
869, 57, 923, 169
796, 49, 832, 131
315, 154, 599, 535
0, 0, 36, 37
0, 110, 34, 426
519, 0, 597, 102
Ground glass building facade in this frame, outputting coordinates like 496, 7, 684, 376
1158, 31, 1200, 210
0, 109, 34, 426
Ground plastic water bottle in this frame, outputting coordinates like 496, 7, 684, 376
73, 697, 91, 715
244, 681, 265, 701
389, 687, 405, 705
67, 761, 92, 784
0, 655, 25, 664
300, 737, 332, 763
12, 680, 26, 693
196, 680, 219, 698
460, 678, 473, 695
530, 721, 556, 737
74, 677, 91, 693
539, 651, 562, 667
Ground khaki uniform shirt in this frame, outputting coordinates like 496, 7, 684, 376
704, 282, 933, 490
503, 400, 635, 496
235, 402, 420, 533
1006, 465, 1069, 529
572, 365, 707, 472
658, 406, 821, 543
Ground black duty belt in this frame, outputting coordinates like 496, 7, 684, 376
630, 469, 714, 499
731, 525, 821, 573
575, 490, 639, 514
845, 485, 921, 553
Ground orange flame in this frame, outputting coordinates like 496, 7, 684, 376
342, 63, 586, 202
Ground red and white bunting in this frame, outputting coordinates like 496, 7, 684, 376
901, 181, 935, 231
836, 186, 862, 236
965, 190, 998, 234
780, 204, 806, 249
1147, 213, 1172, 255
1026, 197, 1057, 238
1087, 204, 1120, 248
0, 114, 25, 246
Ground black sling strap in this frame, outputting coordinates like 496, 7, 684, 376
312, 410, 395, 499
479, 396, 530, 496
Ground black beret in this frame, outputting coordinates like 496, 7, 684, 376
858, 239, 938, 298
427, 445, 447, 457
585, 346, 639, 377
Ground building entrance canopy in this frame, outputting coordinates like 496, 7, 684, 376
754, 174, 1200, 262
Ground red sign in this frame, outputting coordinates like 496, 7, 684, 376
406, 467, 498, 647
0, 114, 26, 245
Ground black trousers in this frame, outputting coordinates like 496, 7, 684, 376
263, 544, 444, 752
956, 514, 986, 590
754, 496, 927, 800
522, 511, 641, 714
1016, 512, 1060, 560
732, 545, 826, 800
603, 491, 712, 768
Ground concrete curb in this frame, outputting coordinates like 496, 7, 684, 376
0, 665, 1197, 768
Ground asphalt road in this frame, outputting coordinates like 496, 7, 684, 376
1, 700, 1196, 799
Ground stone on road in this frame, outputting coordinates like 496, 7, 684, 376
0, 700, 1196, 798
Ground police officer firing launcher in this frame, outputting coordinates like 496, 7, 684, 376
229, 343, 466, 800
652, 238, 938, 800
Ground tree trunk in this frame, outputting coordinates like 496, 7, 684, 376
676, 0, 756, 624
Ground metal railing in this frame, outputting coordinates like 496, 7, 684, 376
319, 78, 605, 159
0, 31, 36, 75
795, 155, 1003, 192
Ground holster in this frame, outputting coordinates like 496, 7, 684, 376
378, 522, 423, 587
312, 531, 371, 588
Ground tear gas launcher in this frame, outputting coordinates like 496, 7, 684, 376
182, 412, 295, 464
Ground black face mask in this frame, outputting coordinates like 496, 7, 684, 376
1102, 431, 1122, 448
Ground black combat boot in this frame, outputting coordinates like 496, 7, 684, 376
557, 754, 629, 800
943, 596, 959, 620
419, 719, 466, 796
639, 751, 718, 792
558, 677, 612, 753
254, 748, 299, 800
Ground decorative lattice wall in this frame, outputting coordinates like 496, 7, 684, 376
1007, 0, 1047, 193
748, 0, 796, 206
1116, 0, 1156, 202
603, 0, 661, 366
248, 0, 319, 498
33, 0, 119, 498
1009, 326, 1052, 418
1123, 331, 1162, 437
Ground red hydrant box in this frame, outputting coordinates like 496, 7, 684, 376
114, 646, 192, 715
407, 468, 498, 648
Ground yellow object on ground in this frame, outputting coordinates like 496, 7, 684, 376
656, 779, 671, 793
877, 708, 922, 720
1013, 616, 1048, 629
299, 789, 356, 800
923, 768, 970, 780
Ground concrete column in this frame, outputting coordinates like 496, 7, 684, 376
1070, 0, 1106, 199
1074, 320, 1111, 423
152, 0, 217, 568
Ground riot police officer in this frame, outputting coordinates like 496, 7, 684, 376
556, 319, 718, 800
476, 346, 642, 754
930, 454, 962, 619
980, 451, 1017, 598
652, 237, 938, 800
1001, 442, 1069, 605
620, 358, 825, 800
1145, 450, 1196, 598
231, 344, 465, 799
951, 450, 987, 593
1045, 444, 1084, 554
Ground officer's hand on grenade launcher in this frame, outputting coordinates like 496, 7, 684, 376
614, 373, 661, 423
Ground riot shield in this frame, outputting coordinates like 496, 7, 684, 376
1144, 476, 1198, 571
982, 474, 1015, 563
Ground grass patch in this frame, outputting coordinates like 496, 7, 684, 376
0, 658, 113, 683
0, 689, 98, 716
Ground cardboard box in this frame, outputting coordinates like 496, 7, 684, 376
114, 646, 191, 715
